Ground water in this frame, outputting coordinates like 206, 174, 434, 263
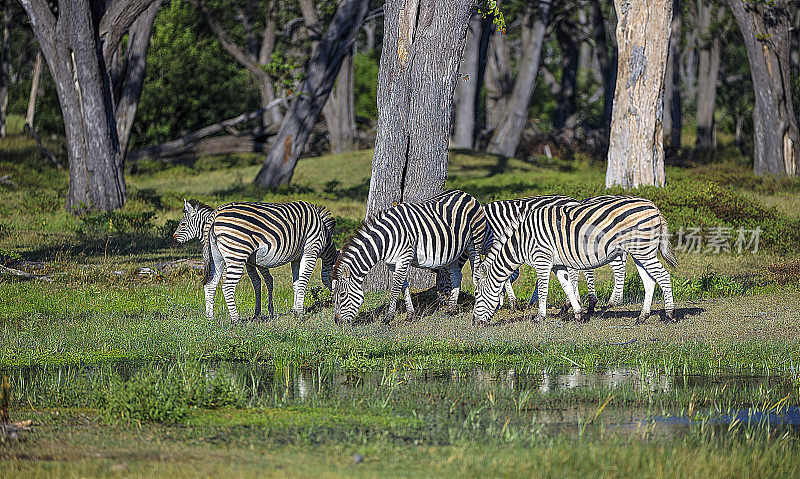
5, 361, 799, 438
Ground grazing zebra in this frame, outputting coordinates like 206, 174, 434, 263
332, 190, 487, 324
473, 196, 676, 326
173, 199, 338, 321
479, 196, 627, 314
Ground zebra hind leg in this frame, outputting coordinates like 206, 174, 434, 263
631, 258, 656, 325
259, 266, 275, 320
246, 262, 263, 321
221, 261, 246, 323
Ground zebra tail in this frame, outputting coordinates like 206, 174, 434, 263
202, 227, 214, 285
659, 214, 678, 268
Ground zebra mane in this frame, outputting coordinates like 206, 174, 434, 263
315, 204, 336, 237
332, 217, 380, 278
487, 207, 528, 262
187, 199, 214, 212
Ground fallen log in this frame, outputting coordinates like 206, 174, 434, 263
127, 99, 283, 165
0, 264, 52, 282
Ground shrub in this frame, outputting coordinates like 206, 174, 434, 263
99, 370, 190, 424
79, 211, 156, 234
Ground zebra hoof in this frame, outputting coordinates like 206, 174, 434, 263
579, 311, 591, 323
635, 314, 649, 325
525, 313, 544, 324
587, 297, 598, 316
665, 312, 677, 323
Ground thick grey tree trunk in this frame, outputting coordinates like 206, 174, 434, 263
729, 0, 799, 176
25, 51, 42, 128
554, 18, 579, 131
21, 0, 159, 212
484, 25, 512, 132
662, 0, 682, 150
300, 0, 358, 154
0, 0, 10, 137
590, 0, 616, 127
253, 0, 368, 187
363, 0, 476, 290
694, 2, 724, 149
606, 0, 673, 188
452, 12, 482, 149
326, 51, 358, 153
487, 0, 553, 157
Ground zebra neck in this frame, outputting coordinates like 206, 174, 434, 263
345, 228, 389, 282
198, 210, 214, 242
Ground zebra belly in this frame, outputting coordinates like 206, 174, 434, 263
252, 243, 301, 268
411, 243, 463, 269
553, 247, 624, 270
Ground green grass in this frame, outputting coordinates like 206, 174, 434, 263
3, 138, 800, 476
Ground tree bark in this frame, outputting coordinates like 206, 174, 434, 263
325, 51, 358, 153
363, 18, 377, 51
21, 0, 159, 212
694, 4, 724, 149
662, 0, 682, 150
253, 0, 369, 187
554, 17, 579, 131
729, 0, 799, 176
0, 0, 10, 137
25, 51, 42, 128
363, 0, 477, 290
590, 0, 616, 127
484, 23, 512, 132
115, 0, 160, 159
487, 0, 553, 157
452, 12, 482, 149
605, 0, 673, 188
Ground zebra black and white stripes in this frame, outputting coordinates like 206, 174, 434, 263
478, 196, 627, 314
473, 196, 677, 325
174, 199, 338, 321
332, 190, 487, 324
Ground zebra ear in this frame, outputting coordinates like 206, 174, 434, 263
184, 199, 194, 215
475, 262, 490, 281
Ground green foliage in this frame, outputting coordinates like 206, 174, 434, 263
131, 2, 258, 149
332, 215, 361, 245
0, 248, 22, 266
99, 370, 190, 424
480, 0, 506, 34
353, 52, 379, 122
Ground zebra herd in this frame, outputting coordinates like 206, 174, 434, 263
173, 189, 677, 326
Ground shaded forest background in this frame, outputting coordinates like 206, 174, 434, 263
1, 0, 798, 177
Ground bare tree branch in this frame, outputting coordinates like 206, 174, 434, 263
100, 0, 159, 66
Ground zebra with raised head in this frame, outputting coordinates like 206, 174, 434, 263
173, 199, 338, 322
473, 196, 677, 326
332, 189, 487, 324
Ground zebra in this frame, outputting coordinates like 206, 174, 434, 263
173, 199, 338, 322
472, 196, 677, 326
332, 189, 487, 324
445, 195, 627, 315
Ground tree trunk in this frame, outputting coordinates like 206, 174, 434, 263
25, 51, 42, 128
554, 18, 579, 131
115, 0, 160, 159
694, 2, 724, 149
363, 0, 476, 290
484, 25, 512, 132
605, 0, 673, 188
259, 0, 283, 126
0, 0, 10, 137
662, 0, 682, 150
325, 51, 358, 153
21, 0, 159, 212
487, 0, 553, 157
363, 19, 377, 51
590, 0, 616, 127
452, 12, 482, 149
253, 0, 369, 187
729, 0, 799, 176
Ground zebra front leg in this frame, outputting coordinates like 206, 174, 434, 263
386, 258, 413, 323
555, 267, 584, 322
631, 258, 656, 324
503, 280, 519, 310
528, 261, 553, 323
446, 263, 463, 313
558, 269, 581, 319
246, 262, 263, 321
582, 269, 598, 316
221, 261, 246, 322
290, 252, 319, 317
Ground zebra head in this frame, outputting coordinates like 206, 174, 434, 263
173, 199, 207, 244
332, 264, 363, 324
472, 261, 501, 326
